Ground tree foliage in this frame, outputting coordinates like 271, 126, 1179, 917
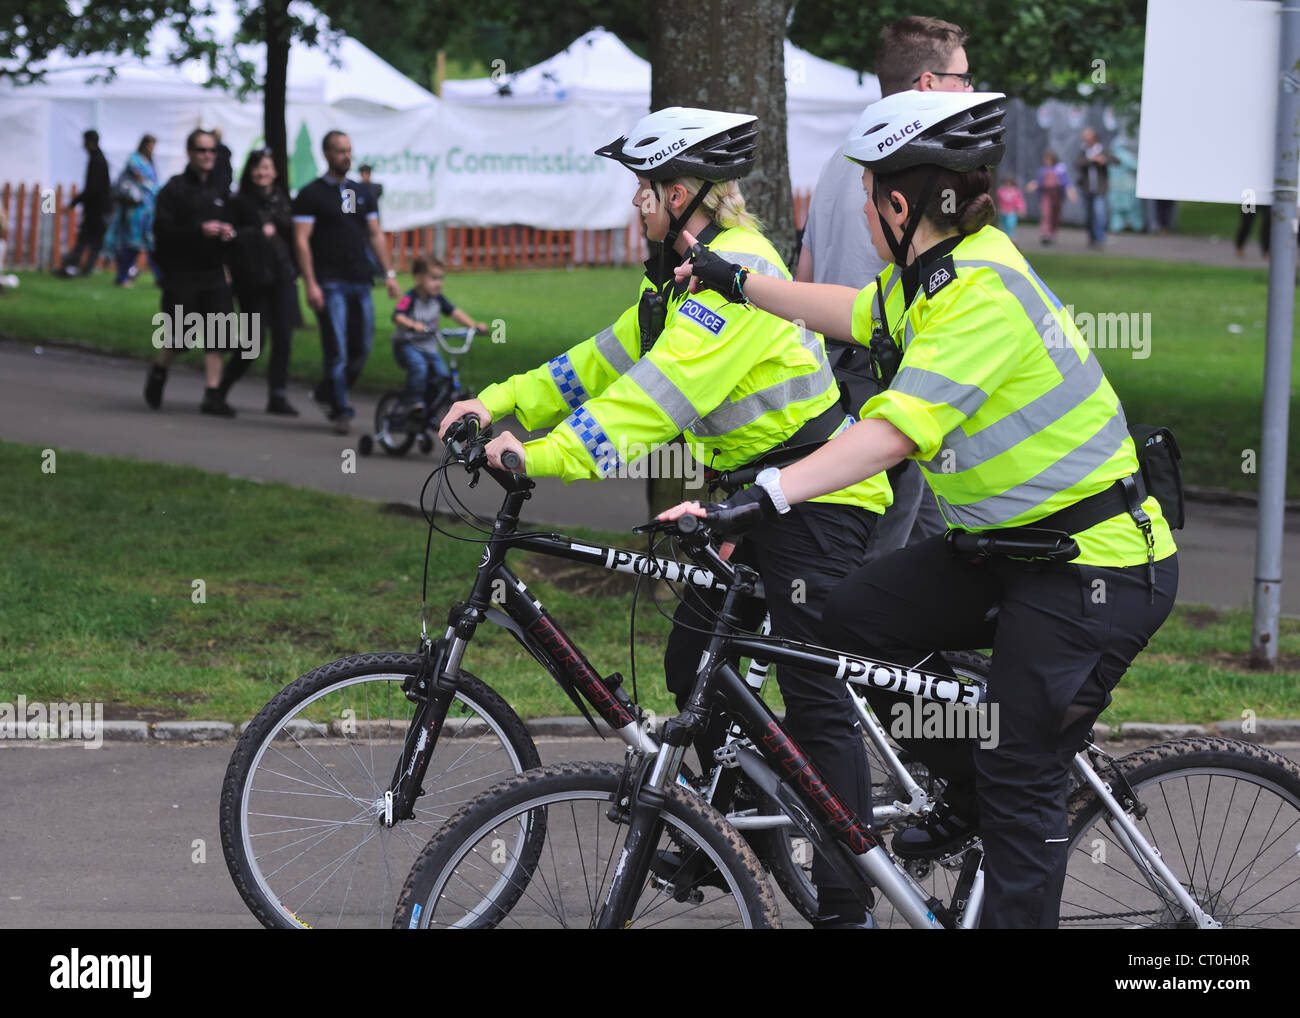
788, 0, 1146, 112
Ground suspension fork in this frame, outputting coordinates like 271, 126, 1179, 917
596, 566, 757, 928
386, 485, 533, 824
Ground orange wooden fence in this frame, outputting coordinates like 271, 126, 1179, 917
2, 182, 813, 272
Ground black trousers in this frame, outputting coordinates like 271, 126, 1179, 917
664, 500, 877, 896
221, 279, 298, 398
819, 534, 1178, 928
67, 211, 108, 273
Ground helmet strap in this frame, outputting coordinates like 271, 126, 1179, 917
875, 168, 942, 267
655, 179, 715, 287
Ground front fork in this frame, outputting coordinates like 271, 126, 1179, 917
596, 562, 754, 928
384, 633, 460, 825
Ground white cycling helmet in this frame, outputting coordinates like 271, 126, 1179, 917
596, 107, 758, 181
844, 90, 1007, 175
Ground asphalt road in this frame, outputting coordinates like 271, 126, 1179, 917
1, 338, 1296, 615
2, 736, 1296, 930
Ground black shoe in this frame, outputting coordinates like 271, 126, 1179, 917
144, 365, 167, 409
892, 800, 979, 860
199, 388, 237, 418
266, 397, 299, 416
307, 385, 335, 421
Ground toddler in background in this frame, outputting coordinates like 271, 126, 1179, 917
997, 174, 1027, 238
391, 256, 487, 412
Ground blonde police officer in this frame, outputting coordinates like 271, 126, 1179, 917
666, 91, 1179, 928
439, 107, 891, 927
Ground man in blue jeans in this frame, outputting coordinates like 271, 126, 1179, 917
293, 130, 401, 433
1075, 127, 1111, 251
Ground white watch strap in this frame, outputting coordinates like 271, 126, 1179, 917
758, 470, 790, 514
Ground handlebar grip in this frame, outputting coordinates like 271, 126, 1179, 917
501, 450, 522, 472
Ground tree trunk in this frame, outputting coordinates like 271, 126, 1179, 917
264, 0, 291, 192
650, 0, 795, 262
644, 0, 794, 515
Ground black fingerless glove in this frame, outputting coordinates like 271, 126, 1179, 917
704, 485, 778, 535
688, 244, 748, 304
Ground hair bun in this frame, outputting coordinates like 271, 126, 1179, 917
957, 192, 996, 234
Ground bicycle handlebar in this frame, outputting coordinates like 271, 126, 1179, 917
434, 326, 480, 357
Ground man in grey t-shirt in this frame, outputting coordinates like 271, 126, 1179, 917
796, 15, 975, 551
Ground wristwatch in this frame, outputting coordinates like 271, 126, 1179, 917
385, 269, 397, 279
755, 467, 790, 514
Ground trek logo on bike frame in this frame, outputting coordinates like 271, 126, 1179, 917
835, 657, 981, 706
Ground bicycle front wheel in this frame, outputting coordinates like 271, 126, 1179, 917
220, 652, 539, 929
394, 762, 782, 929
1061, 736, 1300, 928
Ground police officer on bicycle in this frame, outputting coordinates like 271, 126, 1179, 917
665, 90, 1179, 928
441, 107, 893, 927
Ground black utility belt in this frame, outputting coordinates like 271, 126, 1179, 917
946, 472, 1160, 602
705, 401, 847, 494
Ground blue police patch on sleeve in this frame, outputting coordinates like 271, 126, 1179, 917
677, 298, 728, 337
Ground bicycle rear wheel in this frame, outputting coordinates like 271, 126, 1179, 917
220, 652, 539, 929
1061, 737, 1300, 928
394, 761, 782, 929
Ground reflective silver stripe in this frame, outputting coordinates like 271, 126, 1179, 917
937, 410, 1130, 528
954, 259, 1104, 385
911, 258, 1111, 474
712, 249, 788, 281
625, 357, 700, 430
902, 315, 915, 350
928, 370, 1107, 473
690, 323, 835, 437
594, 325, 634, 374
892, 367, 988, 418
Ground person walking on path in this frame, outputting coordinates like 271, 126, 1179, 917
214, 149, 300, 415
105, 134, 161, 288
1076, 128, 1111, 250
143, 129, 239, 417
1026, 149, 1076, 246
293, 130, 401, 434
61, 130, 111, 277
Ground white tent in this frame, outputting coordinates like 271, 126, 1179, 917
441, 28, 880, 191
0, 0, 437, 188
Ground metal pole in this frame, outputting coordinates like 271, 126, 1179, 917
1250, 4, 1300, 669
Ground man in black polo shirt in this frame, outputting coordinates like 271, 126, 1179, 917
294, 131, 401, 433
143, 128, 238, 416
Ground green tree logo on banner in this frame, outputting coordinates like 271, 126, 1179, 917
290, 121, 318, 192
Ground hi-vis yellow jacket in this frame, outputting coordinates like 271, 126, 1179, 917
851, 225, 1175, 566
478, 225, 891, 513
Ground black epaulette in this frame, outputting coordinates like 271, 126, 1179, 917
923, 255, 957, 299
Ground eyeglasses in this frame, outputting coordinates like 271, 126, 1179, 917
913, 71, 973, 87
191, 146, 216, 154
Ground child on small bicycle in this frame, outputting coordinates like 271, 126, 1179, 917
392, 256, 487, 412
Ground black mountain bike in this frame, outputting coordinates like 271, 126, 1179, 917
218, 418, 983, 928
391, 499, 1300, 929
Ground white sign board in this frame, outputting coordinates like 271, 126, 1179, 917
1137, 0, 1282, 205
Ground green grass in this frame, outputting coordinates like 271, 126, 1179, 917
1, 253, 1296, 496
1, 440, 1297, 726
0, 265, 642, 396
1172, 201, 1246, 241
0, 439, 678, 723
